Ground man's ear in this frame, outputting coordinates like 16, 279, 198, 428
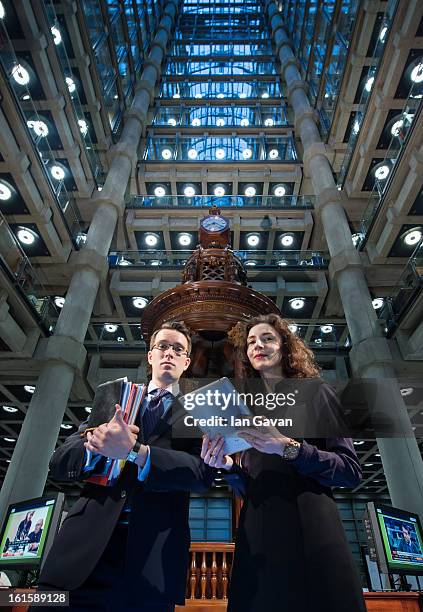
147, 350, 153, 365
183, 357, 191, 371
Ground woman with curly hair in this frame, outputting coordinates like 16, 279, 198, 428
201, 314, 365, 612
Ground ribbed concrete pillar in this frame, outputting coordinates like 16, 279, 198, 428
0, 0, 179, 519
265, 0, 423, 518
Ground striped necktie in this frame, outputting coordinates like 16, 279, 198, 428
142, 388, 169, 440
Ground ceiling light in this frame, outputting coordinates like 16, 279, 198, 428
78, 119, 88, 135
161, 148, 172, 160
216, 118, 225, 126
375, 453, 381, 457
2, 406, 18, 413
242, 148, 252, 159
261, 92, 269, 98
352, 120, 360, 135
364, 463, 373, 467
216, 148, 226, 159
240, 118, 249, 126
167, 118, 177, 126
118, 259, 131, 266
187, 148, 198, 159
104, 324, 118, 332
54, 296, 65, 308
97, 186, 102, 191
400, 387, 413, 397
244, 185, 256, 197
154, 185, 166, 197
17, 228, 37, 245
132, 297, 148, 309
246, 233, 260, 247
214, 185, 226, 197
183, 185, 196, 197
379, 26, 388, 42
28, 120, 49, 137
66, 76, 76, 93
314, 338, 322, 344
85, 406, 92, 413
117, 336, 125, 342
22, 94, 30, 100
178, 233, 192, 246
145, 233, 159, 247
403, 228, 422, 246
289, 297, 305, 310
245, 260, 256, 266
239, 92, 247, 99
364, 76, 374, 93
278, 260, 288, 266
280, 234, 294, 247
195, 93, 203, 99
351, 233, 362, 247
320, 324, 333, 334
150, 260, 161, 266
264, 118, 274, 127
60, 423, 73, 430
374, 164, 390, 180
173, 92, 180, 99
191, 118, 201, 126
288, 324, 298, 333
268, 148, 279, 159
24, 385, 35, 393
410, 63, 423, 84
4, 437, 16, 443
51, 26, 62, 45
372, 298, 384, 310
12, 64, 30, 85
0, 182, 12, 201
353, 440, 365, 446
0, 2, 5, 19
273, 185, 286, 197
217, 93, 225, 99
50, 165, 65, 182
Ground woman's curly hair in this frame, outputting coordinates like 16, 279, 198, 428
228, 314, 320, 379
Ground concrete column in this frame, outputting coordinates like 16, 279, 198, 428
0, 0, 180, 519
265, 0, 423, 517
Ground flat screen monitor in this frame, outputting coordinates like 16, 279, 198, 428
0, 494, 64, 571
366, 502, 423, 575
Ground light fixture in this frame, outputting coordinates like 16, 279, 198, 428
0, 2, 4, 19
216, 118, 225, 126
167, 118, 177, 126
78, 119, 88, 135
372, 298, 384, 310
364, 76, 374, 93
22, 94, 30, 100
161, 148, 172, 160
264, 118, 274, 127
403, 228, 422, 246
97, 186, 102, 191
314, 338, 322, 344
244, 185, 256, 197
280, 234, 294, 247
191, 118, 201, 127
214, 185, 226, 197
288, 297, 305, 310
288, 324, 298, 333
239, 92, 247, 99
24, 385, 35, 393
2, 406, 18, 413
278, 260, 288, 266
351, 233, 362, 247
188, 148, 198, 159
390, 119, 403, 137
117, 336, 125, 342
364, 463, 373, 467
145, 233, 159, 247
379, 26, 388, 42
0, 181, 12, 201
410, 62, 423, 84
375, 453, 381, 457
150, 260, 161, 266
215, 148, 226, 159
240, 118, 249, 127
60, 423, 73, 430
242, 148, 252, 159
104, 324, 118, 333
374, 165, 390, 180
352, 120, 360, 135
273, 184, 286, 197
17, 228, 37, 245
172, 92, 180, 99
66, 76, 76, 93
118, 259, 131, 266
154, 185, 166, 198
50, 165, 65, 181
268, 149, 279, 159
132, 297, 148, 309
194, 93, 203, 99
28, 120, 49, 137
183, 185, 196, 197
113, 94, 119, 99
320, 324, 333, 334
54, 296, 65, 308
12, 64, 30, 86
51, 26, 62, 45
85, 406, 92, 413
178, 233, 192, 246
4, 437, 16, 443
246, 233, 260, 247
217, 93, 225, 99
400, 387, 414, 397
353, 440, 365, 446
261, 92, 269, 98
245, 261, 257, 266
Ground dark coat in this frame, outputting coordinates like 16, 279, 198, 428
39, 394, 213, 604
225, 379, 366, 612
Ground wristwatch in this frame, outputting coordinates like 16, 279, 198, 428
282, 438, 301, 460
126, 440, 142, 463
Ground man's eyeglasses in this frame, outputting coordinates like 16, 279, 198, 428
151, 342, 189, 357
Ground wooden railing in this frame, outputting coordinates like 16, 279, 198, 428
185, 543, 235, 603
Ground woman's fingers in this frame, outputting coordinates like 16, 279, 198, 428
200, 435, 210, 459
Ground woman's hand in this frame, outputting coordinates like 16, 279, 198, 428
237, 425, 291, 456
201, 435, 234, 471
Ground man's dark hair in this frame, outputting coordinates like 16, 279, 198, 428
149, 320, 192, 356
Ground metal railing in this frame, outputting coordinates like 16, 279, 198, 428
127, 195, 314, 209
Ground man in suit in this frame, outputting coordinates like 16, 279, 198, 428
397, 525, 420, 555
35, 321, 213, 612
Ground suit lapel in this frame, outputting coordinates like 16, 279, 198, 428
146, 395, 185, 445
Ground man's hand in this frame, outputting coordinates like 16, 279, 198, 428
201, 435, 233, 471
237, 425, 291, 456
84, 405, 140, 459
